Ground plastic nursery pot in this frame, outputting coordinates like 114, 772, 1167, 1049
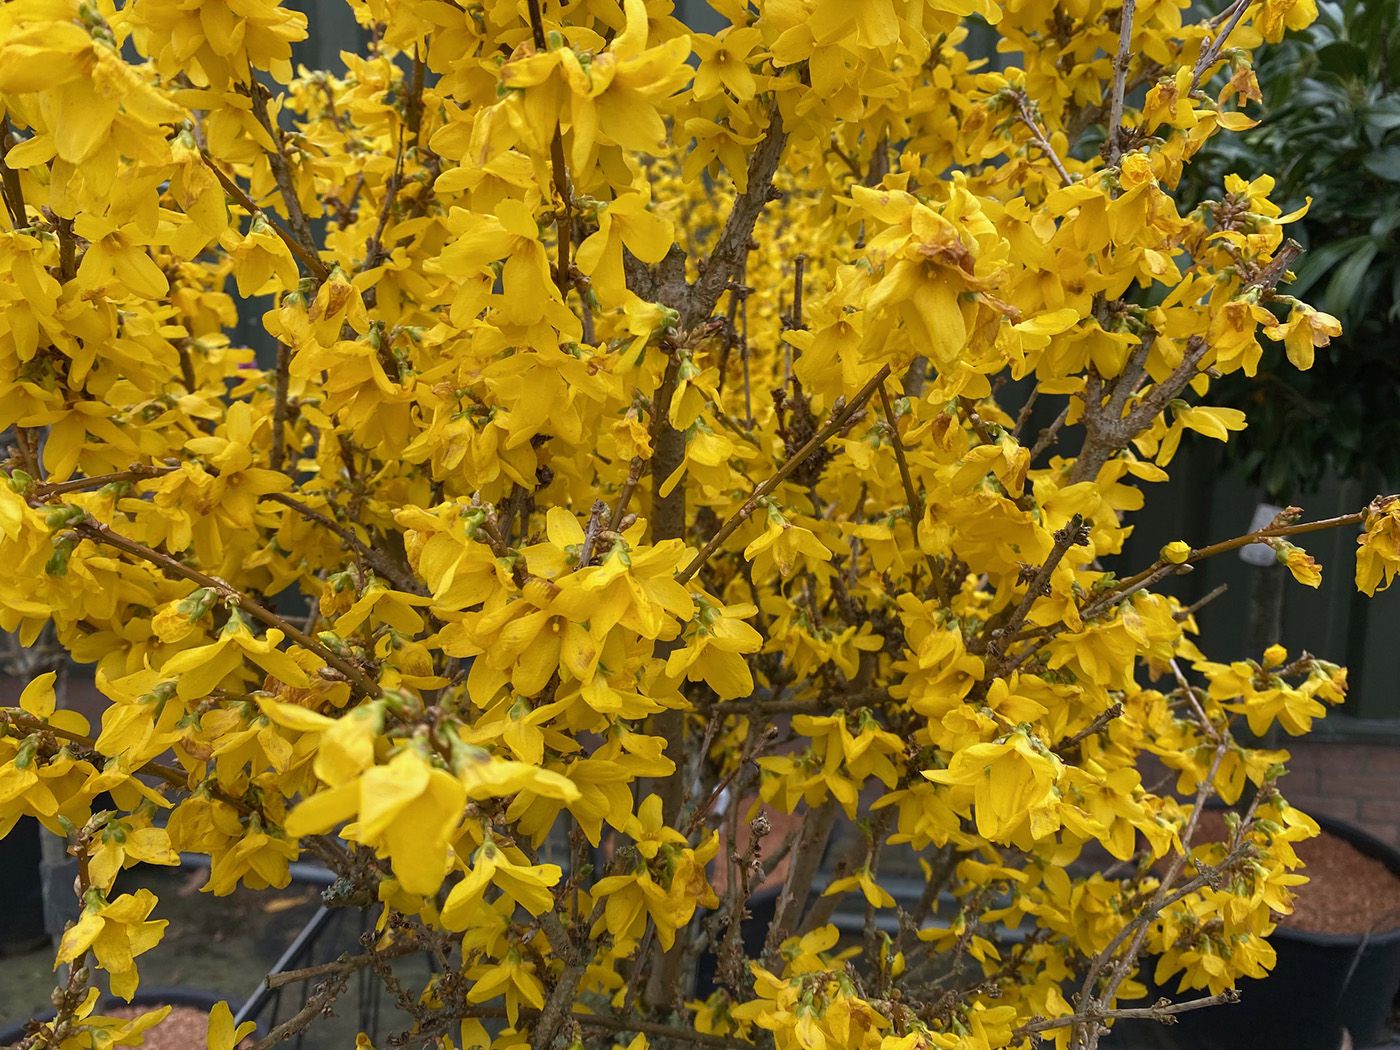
1138, 814, 1400, 1050
97, 987, 227, 1014
0, 815, 47, 951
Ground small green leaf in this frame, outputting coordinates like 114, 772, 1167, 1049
1362, 145, 1400, 181
1322, 240, 1379, 321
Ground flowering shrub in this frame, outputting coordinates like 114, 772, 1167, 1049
0, 0, 1393, 1049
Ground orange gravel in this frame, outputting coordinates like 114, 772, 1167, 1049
104, 1005, 209, 1049
1282, 827, 1400, 937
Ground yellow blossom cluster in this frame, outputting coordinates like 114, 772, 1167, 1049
0, 0, 1391, 1047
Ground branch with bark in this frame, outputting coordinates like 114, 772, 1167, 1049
71, 516, 382, 697
679, 363, 892, 584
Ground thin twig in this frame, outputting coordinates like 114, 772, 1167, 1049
1028, 404, 1070, 462
1170, 658, 1221, 741
677, 364, 891, 583
1109, 507, 1370, 600
1190, 0, 1256, 93
1011, 390, 1040, 441
1020, 989, 1240, 1037
980, 513, 1089, 658
466, 1006, 756, 1050
247, 80, 319, 261
263, 492, 423, 595
244, 976, 350, 1050
1106, 0, 1138, 164
878, 383, 948, 600
32, 465, 177, 500
1073, 739, 1240, 1049
200, 149, 329, 281
610, 458, 643, 530
878, 385, 922, 525
1012, 91, 1074, 186
1175, 582, 1229, 620
265, 945, 416, 989
576, 499, 610, 566
72, 517, 381, 697
1054, 702, 1124, 756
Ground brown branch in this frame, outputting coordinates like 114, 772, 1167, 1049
12, 823, 98, 1050
1020, 989, 1240, 1037
466, 1006, 756, 1050
247, 81, 319, 261
177, 340, 199, 394
32, 465, 177, 500
1175, 582, 1229, 620
1190, 0, 1255, 94
362, 125, 405, 275
53, 217, 76, 284
1108, 506, 1370, 601
610, 457, 643, 530
72, 517, 381, 697
1011, 389, 1040, 441
1073, 739, 1241, 1049
0, 708, 351, 872
1169, 658, 1222, 741
1053, 701, 1124, 756
694, 694, 857, 716
763, 799, 839, 957
405, 47, 427, 144
1, 709, 190, 796
682, 99, 788, 328
828, 138, 864, 180
974, 515, 1091, 675
984, 513, 1089, 656
959, 395, 1000, 448
531, 953, 589, 1050
1244, 238, 1303, 293
739, 262, 754, 425
878, 385, 922, 525
1079, 561, 1190, 622
1012, 91, 1073, 186
11, 427, 42, 479
262, 492, 423, 595
269, 344, 292, 473
878, 383, 949, 602
677, 363, 891, 584
264, 943, 416, 989
524, 0, 575, 300
1071, 335, 1208, 484
1028, 404, 1070, 461
199, 148, 330, 281
1105, 0, 1138, 165
244, 975, 350, 1050
0, 115, 27, 227
576, 499, 610, 566
650, 351, 687, 545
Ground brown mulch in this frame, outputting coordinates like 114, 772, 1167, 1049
1282, 826, 1400, 936
1191, 809, 1400, 936
103, 1005, 208, 1049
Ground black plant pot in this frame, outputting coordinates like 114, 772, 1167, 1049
1131, 814, 1400, 1050
0, 816, 47, 951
